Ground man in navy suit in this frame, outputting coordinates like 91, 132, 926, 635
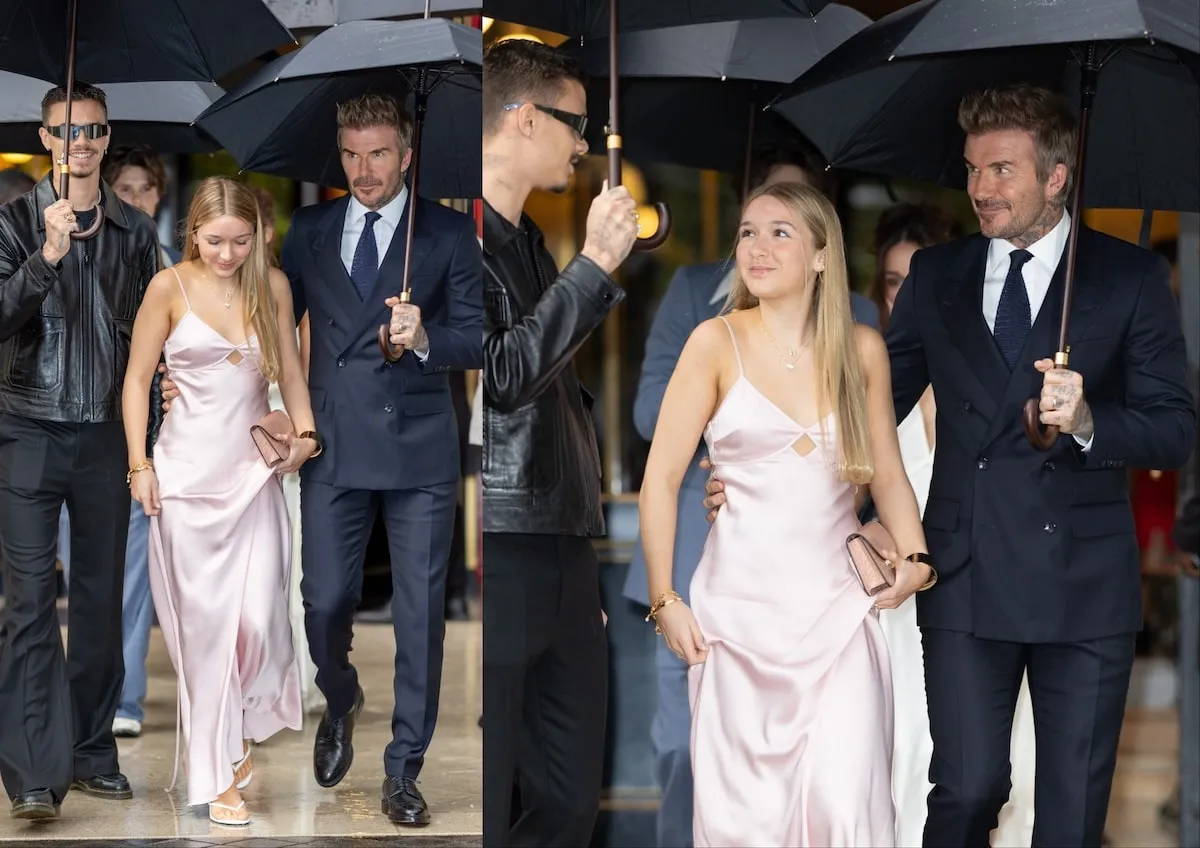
704, 84, 1196, 846
624, 136, 878, 848
286, 93, 481, 825
164, 92, 479, 825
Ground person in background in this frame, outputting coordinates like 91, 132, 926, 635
445, 371, 472, 621
246, 184, 278, 256
0, 169, 36, 205
622, 134, 878, 848
250, 181, 325, 718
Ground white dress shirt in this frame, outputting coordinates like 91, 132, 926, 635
341, 185, 407, 275
339, 186, 427, 359
981, 209, 1090, 450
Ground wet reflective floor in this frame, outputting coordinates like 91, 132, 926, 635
0, 621, 481, 845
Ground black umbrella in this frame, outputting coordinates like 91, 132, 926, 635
267, 0, 481, 28
567, 7, 869, 179
0, 0, 293, 83
196, 16, 480, 360
489, 1, 832, 249
484, 0, 829, 40
195, 18, 479, 196
771, 0, 1199, 449
335, 0, 480, 22
0, 72, 223, 154
0, 0, 294, 237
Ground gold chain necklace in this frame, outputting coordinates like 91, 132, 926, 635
756, 314, 805, 371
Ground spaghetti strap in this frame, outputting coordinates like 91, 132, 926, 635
717, 315, 745, 378
169, 266, 191, 311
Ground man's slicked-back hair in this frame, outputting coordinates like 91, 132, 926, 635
482, 39, 587, 137
336, 92, 414, 150
41, 81, 108, 124
959, 83, 1077, 201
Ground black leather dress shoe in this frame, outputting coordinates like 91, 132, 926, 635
71, 773, 133, 799
314, 686, 364, 788
381, 776, 431, 826
10, 789, 59, 819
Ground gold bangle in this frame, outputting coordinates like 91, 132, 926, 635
646, 590, 682, 635
904, 553, 938, 591
126, 461, 153, 485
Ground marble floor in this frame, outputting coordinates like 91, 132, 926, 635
0, 620, 482, 844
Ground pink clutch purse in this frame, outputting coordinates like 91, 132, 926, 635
250, 409, 294, 467
845, 520, 897, 596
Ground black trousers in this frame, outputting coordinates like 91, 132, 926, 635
0, 414, 128, 802
300, 480, 456, 779
922, 627, 1136, 847
483, 533, 608, 848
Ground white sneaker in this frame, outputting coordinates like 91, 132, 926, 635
112, 717, 142, 738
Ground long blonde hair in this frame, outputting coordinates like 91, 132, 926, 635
182, 177, 283, 382
725, 181, 872, 484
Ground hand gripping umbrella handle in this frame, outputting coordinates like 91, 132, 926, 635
378, 290, 409, 363
1022, 348, 1068, 450
605, 0, 670, 253
606, 135, 670, 251
59, 0, 103, 242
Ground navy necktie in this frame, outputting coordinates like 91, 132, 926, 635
349, 210, 382, 300
994, 248, 1033, 369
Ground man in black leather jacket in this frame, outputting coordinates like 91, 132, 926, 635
481, 39, 640, 848
0, 83, 161, 819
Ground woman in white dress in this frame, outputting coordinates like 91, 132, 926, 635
870, 203, 1036, 847
253, 184, 325, 718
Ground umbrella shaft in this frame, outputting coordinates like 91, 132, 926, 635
57, 0, 83, 200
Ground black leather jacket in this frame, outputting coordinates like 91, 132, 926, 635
0, 175, 164, 448
482, 201, 624, 537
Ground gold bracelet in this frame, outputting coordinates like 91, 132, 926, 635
646, 590, 682, 635
903, 552, 938, 591
126, 460, 154, 485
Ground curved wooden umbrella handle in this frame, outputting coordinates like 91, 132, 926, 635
633, 202, 671, 252
1022, 398, 1059, 451
1023, 348, 1070, 451
377, 290, 409, 363
70, 206, 104, 240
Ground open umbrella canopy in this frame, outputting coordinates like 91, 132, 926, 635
195, 17, 481, 197
483, 0, 830, 39
567, 7, 870, 171
771, 0, 1200, 211
0, 0, 295, 83
335, 0, 480, 22
0, 72, 222, 153
264, 0, 480, 29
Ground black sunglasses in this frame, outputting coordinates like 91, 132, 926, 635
504, 102, 588, 138
44, 122, 110, 141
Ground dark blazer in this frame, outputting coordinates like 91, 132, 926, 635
887, 223, 1195, 642
1174, 367, 1200, 555
282, 193, 482, 491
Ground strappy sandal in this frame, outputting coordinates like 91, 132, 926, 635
208, 799, 250, 826
233, 745, 253, 790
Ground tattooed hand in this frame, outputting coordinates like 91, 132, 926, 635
1034, 359, 1093, 438
580, 180, 638, 275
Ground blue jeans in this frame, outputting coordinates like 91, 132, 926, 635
652, 637, 695, 848
59, 498, 154, 722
